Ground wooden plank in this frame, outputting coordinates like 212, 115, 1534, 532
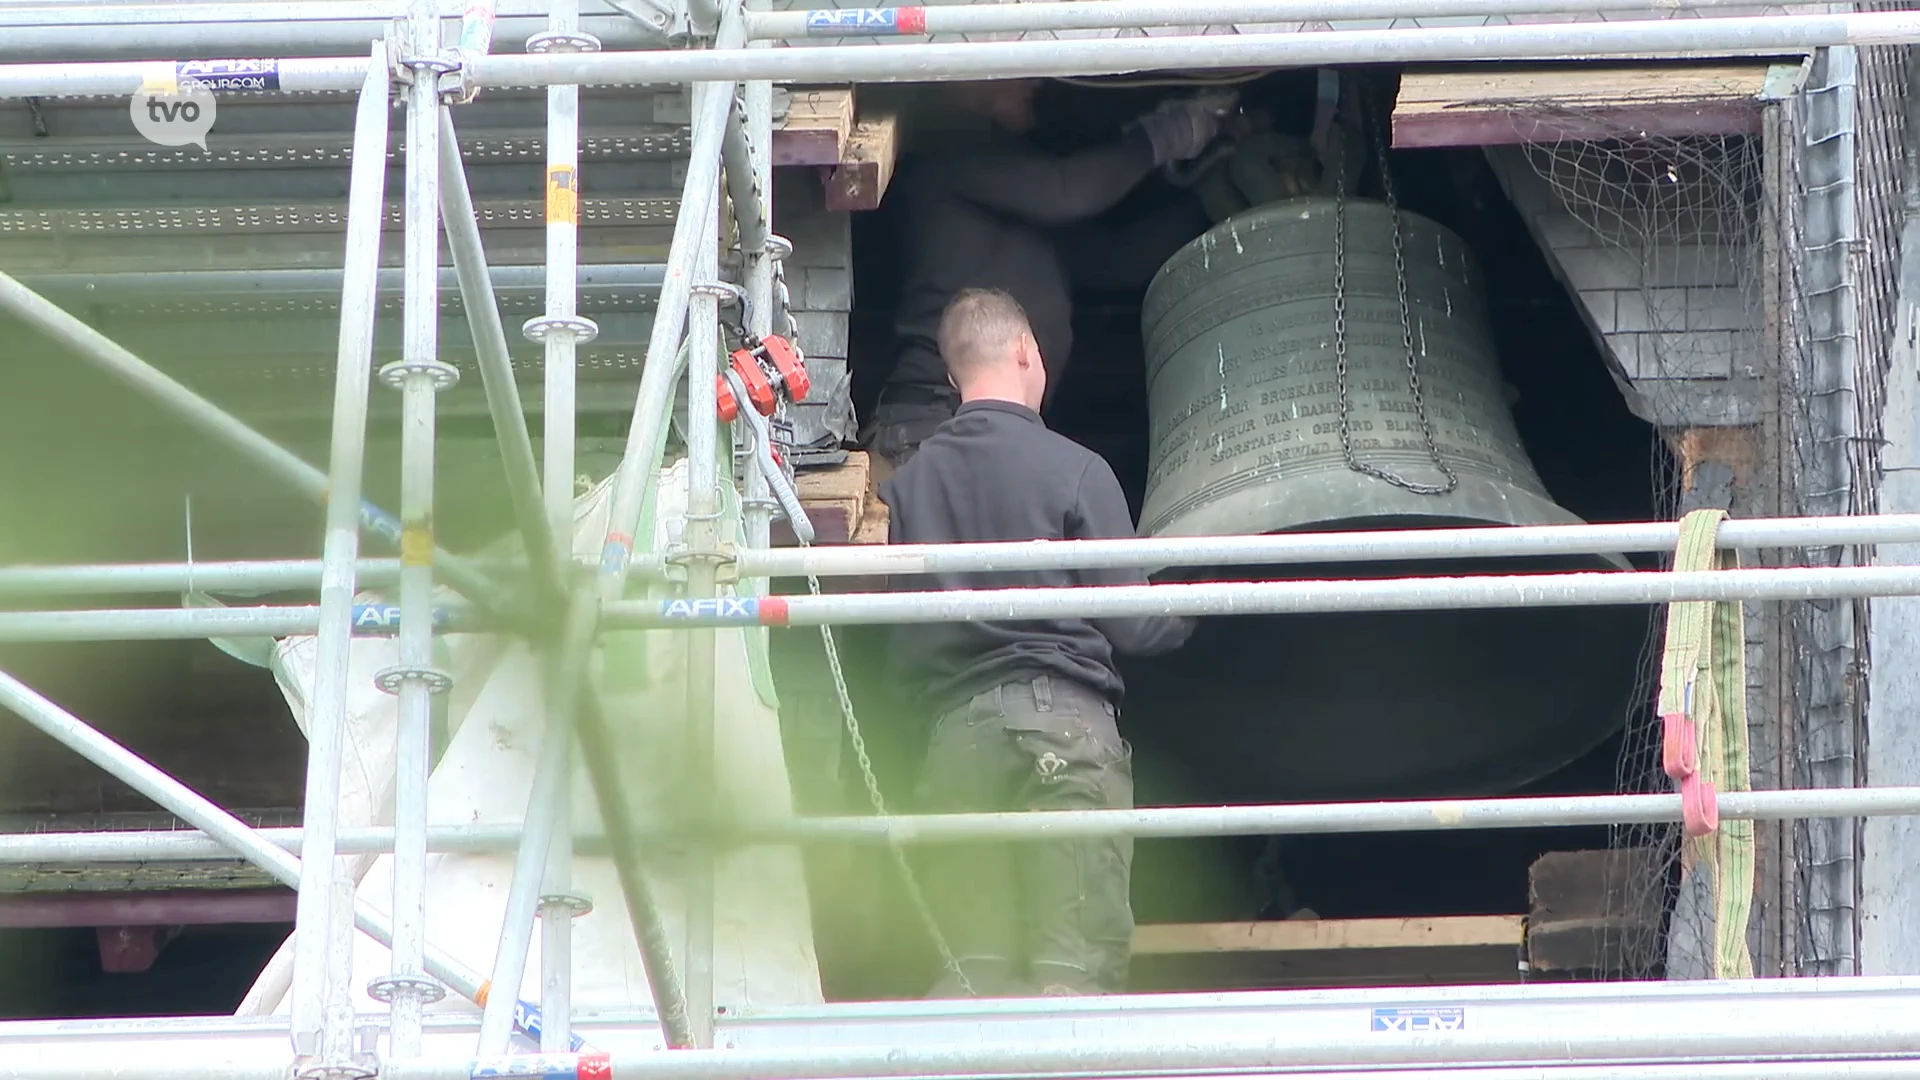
825, 113, 900, 213
1393, 64, 1773, 149
774, 87, 854, 168
774, 450, 876, 547
1134, 915, 1526, 955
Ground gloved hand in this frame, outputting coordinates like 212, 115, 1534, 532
1136, 98, 1225, 166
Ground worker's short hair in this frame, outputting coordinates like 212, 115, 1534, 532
938, 288, 1033, 379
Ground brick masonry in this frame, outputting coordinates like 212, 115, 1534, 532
774, 168, 857, 450
1484, 145, 1764, 428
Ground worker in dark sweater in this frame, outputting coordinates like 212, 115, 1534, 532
863, 79, 1223, 476
879, 288, 1196, 998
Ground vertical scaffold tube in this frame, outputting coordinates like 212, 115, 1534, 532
291, 41, 392, 1068
683, 151, 726, 1051
377, 2, 455, 1055
527, 0, 601, 1049
735, 28, 775, 554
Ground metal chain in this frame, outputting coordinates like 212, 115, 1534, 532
804, 570, 977, 997
1330, 83, 1459, 497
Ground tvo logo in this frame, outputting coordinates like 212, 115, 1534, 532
130, 78, 217, 150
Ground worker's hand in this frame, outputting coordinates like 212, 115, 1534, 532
1137, 99, 1225, 166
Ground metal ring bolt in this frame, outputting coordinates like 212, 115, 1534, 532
539, 891, 596, 918
366, 974, 448, 1005
378, 359, 461, 392
522, 314, 601, 346
374, 665, 455, 696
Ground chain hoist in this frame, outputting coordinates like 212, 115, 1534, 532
1329, 81, 1459, 498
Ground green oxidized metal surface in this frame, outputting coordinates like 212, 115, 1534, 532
1125, 196, 1642, 803
1141, 196, 1575, 539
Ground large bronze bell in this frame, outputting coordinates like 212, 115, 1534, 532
1123, 197, 1645, 805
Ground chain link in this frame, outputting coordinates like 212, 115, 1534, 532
804, 570, 977, 997
1330, 82, 1459, 498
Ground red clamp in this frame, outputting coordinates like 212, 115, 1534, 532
715, 334, 809, 422
716, 349, 776, 422
759, 334, 810, 402
1660, 703, 1718, 838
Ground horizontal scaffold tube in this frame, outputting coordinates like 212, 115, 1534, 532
0, 604, 468, 641
15, 264, 666, 300
746, 0, 1765, 39
6, 784, 1920, 862
605, 563, 1920, 629
471, 11, 1920, 84
0, 12, 1916, 98
733, 513, 1920, 579
13, 563, 1920, 640
14, 1061, 1920, 1080
375, 1022, 1920, 1080
5, 514, 1919, 598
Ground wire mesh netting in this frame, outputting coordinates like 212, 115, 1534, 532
1499, 40, 1909, 980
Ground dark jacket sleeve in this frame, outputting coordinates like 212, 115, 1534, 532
943, 129, 1159, 228
1067, 457, 1196, 656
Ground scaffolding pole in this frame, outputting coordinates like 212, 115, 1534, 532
17, 514, 1920, 598
6, 1058, 1920, 1080
744, 0, 1769, 38
374, 2, 455, 1054
288, 41, 390, 1069
683, 148, 726, 1052
526, 1, 598, 1046
9, 784, 1920, 860
438, 107, 560, 599
721, 514, 1920, 579
6, 11, 1920, 98
13, 265, 667, 302
371, 1023, 1920, 1080
0, 0, 1844, 60
26, 562, 1920, 641
575, 683, 698, 1049
602, 563, 1920, 630
593, 68, 735, 602
466, 11, 1920, 84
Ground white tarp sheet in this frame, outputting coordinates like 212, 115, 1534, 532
234, 461, 822, 1028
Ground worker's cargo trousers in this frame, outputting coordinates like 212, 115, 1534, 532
913, 673, 1135, 997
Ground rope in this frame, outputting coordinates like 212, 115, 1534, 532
1656, 508, 1755, 980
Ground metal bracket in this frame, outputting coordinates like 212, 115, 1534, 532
538, 891, 596, 918
374, 664, 455, 696
526, 30, 604, 54
366, 974, 448, 1005
378, 359, 461, 392
523, 314, 601, 346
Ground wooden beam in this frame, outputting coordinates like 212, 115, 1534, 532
1134, 915, 1525, 955
773, 87, 855, 168
1393, 64, 1775, 149
774, 449, 885, 547
825, 113, 900, 213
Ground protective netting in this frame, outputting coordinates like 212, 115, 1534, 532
1500, 40, 1910, 980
